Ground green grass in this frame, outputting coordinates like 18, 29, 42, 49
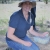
0, 19, 8, 24
0, 19, 8, 35
0, 29, 7, 35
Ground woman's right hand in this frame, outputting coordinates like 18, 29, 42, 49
23, 41, 32, 47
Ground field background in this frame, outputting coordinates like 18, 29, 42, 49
0, 1, 50, 50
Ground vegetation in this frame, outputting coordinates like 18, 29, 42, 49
44, 0, 48, 4
0, 19, 8, 35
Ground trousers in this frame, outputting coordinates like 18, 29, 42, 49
6, 36, 40, 50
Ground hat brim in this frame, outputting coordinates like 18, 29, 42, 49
18, 1, 36, 8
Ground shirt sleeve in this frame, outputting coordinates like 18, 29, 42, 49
31, 13, 35, 26
9, 13, 19, 28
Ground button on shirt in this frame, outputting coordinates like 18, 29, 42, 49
6, 9, 34, 41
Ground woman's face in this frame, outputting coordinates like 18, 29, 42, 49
22, 2, 33, 12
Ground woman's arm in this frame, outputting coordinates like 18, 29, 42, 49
7, 27, 25, 44
7, 27, 32, 47
28, 26, 49, 37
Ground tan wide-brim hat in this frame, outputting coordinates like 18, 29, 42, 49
18, 0, 36, 8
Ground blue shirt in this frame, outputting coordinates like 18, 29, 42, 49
6, 9, 34, 41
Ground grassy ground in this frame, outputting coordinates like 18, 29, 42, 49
36, 2, 50, 32
0, 1, 50, 50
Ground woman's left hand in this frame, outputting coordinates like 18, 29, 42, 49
40, 32, 49, 37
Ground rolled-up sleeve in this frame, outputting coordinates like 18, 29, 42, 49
9, 13, 19, 28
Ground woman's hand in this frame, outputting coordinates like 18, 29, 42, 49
40, 32, 49, 37
23, 41, 32, 47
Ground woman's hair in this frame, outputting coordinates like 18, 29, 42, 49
18, 2, 23, 7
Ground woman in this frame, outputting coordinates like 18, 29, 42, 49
6, 0, 48, 50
